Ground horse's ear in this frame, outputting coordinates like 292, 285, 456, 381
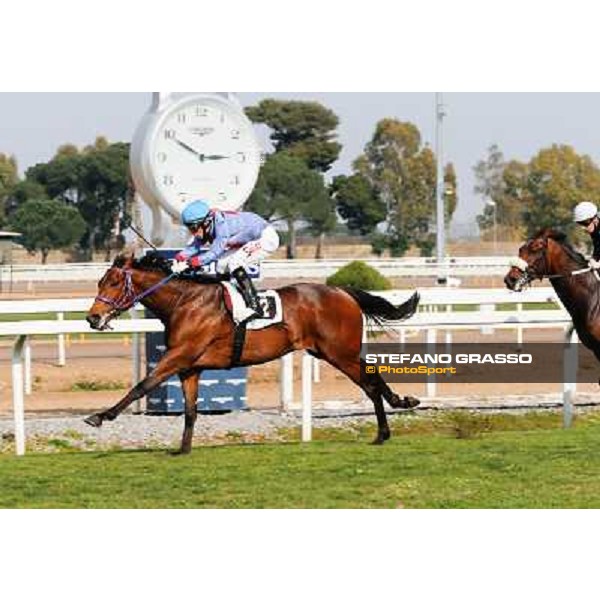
113, 253, 135, 269
530, 237, 548, 252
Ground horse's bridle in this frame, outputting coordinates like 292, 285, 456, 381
95, 268, 176, 321
510, 248, 596, 292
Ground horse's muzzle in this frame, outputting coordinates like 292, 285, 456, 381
86, 313, 113, 331
505, 268, 530, 292
504, 274, 518, 291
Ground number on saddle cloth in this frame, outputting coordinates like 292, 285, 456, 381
222, 282, 282, 329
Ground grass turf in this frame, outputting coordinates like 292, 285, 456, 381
1, 412, 600, 509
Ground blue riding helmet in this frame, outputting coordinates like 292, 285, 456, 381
182, 200, 211, 226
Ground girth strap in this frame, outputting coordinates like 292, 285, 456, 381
231, 322, 248, 368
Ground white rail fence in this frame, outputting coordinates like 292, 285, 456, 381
0, 256, 516, 285
1, 286, 580, 454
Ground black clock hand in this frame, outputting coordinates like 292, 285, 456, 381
174, 138, 202, 157
201, 155, 231, 162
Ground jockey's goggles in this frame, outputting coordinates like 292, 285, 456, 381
187, 220, 209, 234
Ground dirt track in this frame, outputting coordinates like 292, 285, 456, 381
1, 327, 598, 418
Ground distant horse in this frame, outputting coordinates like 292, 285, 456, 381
504, 228, 600, 359
86, 253, 421, 453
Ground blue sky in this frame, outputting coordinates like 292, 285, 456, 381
1, 92, 599, 227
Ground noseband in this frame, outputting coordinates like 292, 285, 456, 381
95, 269, 176, 316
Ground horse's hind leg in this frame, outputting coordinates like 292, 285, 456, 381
319, 355, 392, 445
178, 370, 200, 455
375, 373, 420, 411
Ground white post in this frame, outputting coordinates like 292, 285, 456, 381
280, 353, 294, 411
426, 328, 437, 398
563, 329, 578, 429
361, 318, 368, 402
131, 308, 143, 414
313, 358, 321, 384
24, 339, 32, 396
445, 305, 452, 355
302, 353, 313, 442
517, 303, 523, 349
57, 312, 66, 367
12, 335, 27, 456
481, 303, 495, 335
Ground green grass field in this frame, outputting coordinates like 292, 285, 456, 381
2, 412, 600, 509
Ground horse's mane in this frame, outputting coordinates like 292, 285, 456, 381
535, 228, 588, 267
112, 252, 227, 284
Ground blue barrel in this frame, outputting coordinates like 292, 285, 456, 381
144, 249, 249, 414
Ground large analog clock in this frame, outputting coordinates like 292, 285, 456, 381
131, 92, 262, 243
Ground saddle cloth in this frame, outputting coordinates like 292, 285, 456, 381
221, 282, 283, 330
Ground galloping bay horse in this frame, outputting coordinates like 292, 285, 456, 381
86, 253, 421, 453
504, 228, 600, 359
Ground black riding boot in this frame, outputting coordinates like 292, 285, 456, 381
232, 267, 264, 319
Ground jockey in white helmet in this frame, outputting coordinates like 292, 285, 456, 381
172, 200, 280, 319
574, 201, 600, 268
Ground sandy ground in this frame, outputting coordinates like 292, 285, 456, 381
1, 325, 597, 418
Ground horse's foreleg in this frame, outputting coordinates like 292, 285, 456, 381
84, 350, 190, 428
178, 370, 200, 455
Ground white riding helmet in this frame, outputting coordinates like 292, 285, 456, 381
574, 201, 598, 223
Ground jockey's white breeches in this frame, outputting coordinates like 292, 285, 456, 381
216, 226, 280, 274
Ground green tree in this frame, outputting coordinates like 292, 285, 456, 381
247, 153, 331, 258
354, 119, 458, 257
8, 198, 86, 264
474, 144, 526, 240
495, 145, 600, 240
331, 173, 386, 236
246, 99, 342, 173
524, 145, 600, 235
246, 99, 342, 257
0, 153, 19, 226
3, 180, 49, 219
26, 139, 131, 259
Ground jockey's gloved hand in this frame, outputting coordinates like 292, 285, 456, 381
171, 260, 190, 275
590, 259, 600, 270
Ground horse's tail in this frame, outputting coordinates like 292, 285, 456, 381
342, 288, 420, 330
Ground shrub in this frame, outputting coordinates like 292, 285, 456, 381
326, 261, 392, 291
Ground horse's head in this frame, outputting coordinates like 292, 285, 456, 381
504, 228, 581, 292
87, 254, 137, 331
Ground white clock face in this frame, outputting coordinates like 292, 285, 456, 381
150, 95, 261, 214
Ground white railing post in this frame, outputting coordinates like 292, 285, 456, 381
280, 353, 294, 411
57, 312, 66, 367
481, 303, 495, 335
12, 335, 27, 456
563, 329, 579, 429
313, 358, 321, 384
131, 307, 143, 414
302, 353, 313, 442
24, 339, 32, 396
517, 303, 524, 349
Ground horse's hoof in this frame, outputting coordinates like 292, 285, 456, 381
387, 394, 420, 410
372, 430, 390, 445
403, 396, 421, 409
84, 414, 103, 428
